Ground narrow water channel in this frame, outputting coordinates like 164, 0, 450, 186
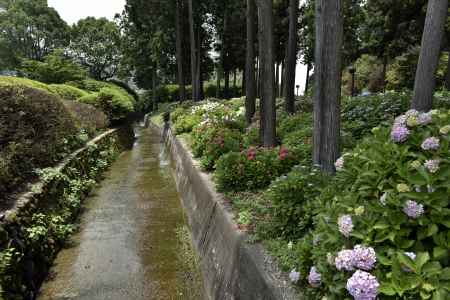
39, 125, 205, 300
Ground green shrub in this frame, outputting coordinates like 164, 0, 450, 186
215, 147, 298, 192
48, 84, 88, 101
192, 125, 242, 170
262, 166, 329, 240
299, 110, 450, 299
173, 114, 203, 135
78, 87, 134, 122
0, 75, 52, 92
0, 86, 83, 198
342, 92, 410, 140
20, 49, 87, 84
62, 100, 109, 135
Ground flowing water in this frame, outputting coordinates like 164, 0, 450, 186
38, 125, 205, 300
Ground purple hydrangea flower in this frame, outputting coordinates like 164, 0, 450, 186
335, 249, 355, 271
424, 159, 440, 173
308, 266, 322, 287
352, 245, 377, 271
346, 270, 379, 300
391, 126, 410, 143
418, 112, 432, 125
335, 156, 345, 171
289, 269, 300, 283
403, 200, 424, 218
421, 137, 440, 151
338, 215, 354, 237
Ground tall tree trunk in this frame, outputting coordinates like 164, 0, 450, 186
216, 65, 221, 98
446, 51, 450, 90
175, 0, 186, 102
245, 0, 257, 124
224, 71, 230, 99
304, 62, 311, 95
233, 69, 237, 89
257, 0, 276, 147
280, 60, 285, 98
284, 0, 299, 113
152, 64, 158, 111
188, 0, 199, 101
256, 57, 261, 98
275, 62, 280, 98
382, 56, 387, 93
411, 0, 448, 111
313, 0, 343, 173
196, 28, 203, 100
412, 0, 448, 111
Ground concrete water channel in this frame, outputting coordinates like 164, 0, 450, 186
38, 124, 205, 300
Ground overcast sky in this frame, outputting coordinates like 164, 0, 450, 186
48, 0, 125, 25
48, 0, 307, 93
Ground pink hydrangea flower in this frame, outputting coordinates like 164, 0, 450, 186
424, 159, 440, 173
335, 156, 345, 171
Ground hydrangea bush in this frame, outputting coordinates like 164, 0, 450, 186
298, 109, 450, 299
215, 146, 298, 192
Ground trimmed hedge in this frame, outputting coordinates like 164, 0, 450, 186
0, 85, 82, 199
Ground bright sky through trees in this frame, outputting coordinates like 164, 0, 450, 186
48, 0, 307, 93
48, 0, 125, 25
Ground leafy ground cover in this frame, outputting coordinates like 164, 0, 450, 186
154, 91, 450, 299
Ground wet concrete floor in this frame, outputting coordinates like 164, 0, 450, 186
39, 125, 205, 300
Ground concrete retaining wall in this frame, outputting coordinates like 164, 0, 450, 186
149, 122, 300, 300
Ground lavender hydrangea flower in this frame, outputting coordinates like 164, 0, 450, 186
427, 185, 435, 193
424, 159, 440, 173
418, 112, 432, 125
403, 200, 424, 218
335, 156, 345, 171
352, 245, 377, 271
308, 266, 321, 287
335, 249, 355, 271
391, 125, 410, 143
338, 215, 354, 237
289, 269, 300, 283
421, 137, 440, 151
346, 270, 379, 300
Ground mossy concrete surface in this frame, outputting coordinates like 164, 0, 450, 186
149, 120, 299, 300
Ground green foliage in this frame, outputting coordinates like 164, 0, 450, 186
0, 0, 70, 68
48, 84, 88, 101
342, 92, 410, 140
78, 87, 134, 122
0, 75, 52, 92
215, 147, 298, 192
0, 85, 82, 197
263, 166, 329, 240
173, 114, 203, 135
20, 49, 87, 84
302, 110, 450, 299
70, 17, 121, 80
192, 125, 242, 170
62, 100, 109, 135
0, 136, 119, 298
